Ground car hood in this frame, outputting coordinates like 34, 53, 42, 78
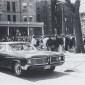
11, 50, 63, 58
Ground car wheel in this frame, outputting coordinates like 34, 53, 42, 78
45, 66, 55, 73
14, 62, 24, 76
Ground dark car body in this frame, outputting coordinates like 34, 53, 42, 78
0, 42, 65, 76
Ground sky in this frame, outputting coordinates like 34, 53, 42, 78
60, 0, 85, 13
71, 0, 85, 13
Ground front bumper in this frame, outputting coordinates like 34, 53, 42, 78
21, 61, 64, 70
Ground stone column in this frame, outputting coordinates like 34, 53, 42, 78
42, 26, 44, 36
27, 27, 29, 36
7, 27, 9, 36
27, 22, 29, 36
7, 21, 9, 36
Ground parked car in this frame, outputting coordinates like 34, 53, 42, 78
0, 42, 65, 76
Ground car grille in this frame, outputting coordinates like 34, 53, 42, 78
61, 56, 64, 61
32, 58, 48, 65
51, 57, 58, 63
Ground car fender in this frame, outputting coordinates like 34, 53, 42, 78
11, 60, 21, 69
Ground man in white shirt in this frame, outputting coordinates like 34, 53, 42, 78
43, 36, 49, 50
31, 36, 36, 46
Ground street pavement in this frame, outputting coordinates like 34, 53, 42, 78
56, 52, 85, 73
0, 52, 85, 85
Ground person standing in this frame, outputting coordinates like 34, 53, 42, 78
54, 35, 59, 52
36, 38, 40, 47
43, 36, 49, 50
59, 35, 64, 53
46, 36, 54, 51
31, 36, 36, 47
65, 35, 70, 51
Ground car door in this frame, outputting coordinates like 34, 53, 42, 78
4, 52, 15, 68
0, 44, 6, 67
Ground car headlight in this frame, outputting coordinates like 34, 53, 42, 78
27, 58, 32, 64
59, 57, 61, 60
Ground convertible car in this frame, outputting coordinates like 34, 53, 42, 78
0, 42, 65, 76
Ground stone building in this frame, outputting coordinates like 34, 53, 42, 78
0, 0, 44, 37
1, 0, 20, 22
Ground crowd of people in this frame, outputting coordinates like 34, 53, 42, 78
0, 34, 75, 53
0, 36, 31, 42
31, 35, 75, 53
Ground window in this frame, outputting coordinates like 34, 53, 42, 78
29, 3, 33, 8
9, 43, 35, 51
13, 15, 16, 22
12, 2, 16, 11
7, 1, 10, 11
22, 3, 27, 11
29, 0, 33, 6
65, 18, 67, 21
7, 15, 10, 21
23, 16, 27, 22
37, 7, 40, 12
37, 14, 40, 22
55, 17, 57, 23
57, 7, 60, 11
0, 3, 2, 8
29, 16, 33, 22
0, 14, 2, 21
30, 0, 32, 2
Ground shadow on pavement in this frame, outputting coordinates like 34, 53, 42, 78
0, 68, 69, 82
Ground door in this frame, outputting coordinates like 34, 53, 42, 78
0, 44, 6, 67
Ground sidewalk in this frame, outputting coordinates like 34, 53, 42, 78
64, 52, 85, 61
56, 52, 85, 73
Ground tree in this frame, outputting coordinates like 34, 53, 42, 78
65, 0, 84, 53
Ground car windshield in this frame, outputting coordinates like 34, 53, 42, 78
9, 43, 36, 51
0, 44, 6, 52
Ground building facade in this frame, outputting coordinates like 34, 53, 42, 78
51, 0, 62, 35
0, 0, 74, 37
36, 0, 74, 35
36, 0, 52, 35
1, 0, 20, 22
20, 0, 36, 22
0, 0, 44, 37
51, 0, 74, 35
